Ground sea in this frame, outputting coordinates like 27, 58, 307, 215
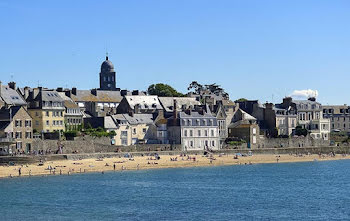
1, 160, 350, 221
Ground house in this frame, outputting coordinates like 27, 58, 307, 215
167, 105, 220, 151
111, 113, 157, 145
228, 109, 260, 148
323, 105, 350, 133
58, 93, 83, 130
24, 87, 65, 133
0, 106, 33, 154
116, 95, 162, 114
292, 98, 330, 140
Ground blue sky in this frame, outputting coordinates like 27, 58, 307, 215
0, 0, 349, 105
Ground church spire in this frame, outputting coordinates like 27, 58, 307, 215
106, 52, 109, 60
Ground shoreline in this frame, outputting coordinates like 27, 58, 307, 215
1, 153, 350, 179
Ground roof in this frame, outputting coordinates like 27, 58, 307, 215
104, 116, 118, 129
178, 110, 215, 119
58, 92, 80, 109
0, 85, 27, 106
125, 95, 162, 110
71, 90, 124, 103
158, 97, 201, 112
122, 113, 154, 125
0, 121, 10, 130
239, 109, 256, 121
41, 90, 64, 102
0, 106, 22, 120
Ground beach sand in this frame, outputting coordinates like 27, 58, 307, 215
1, 153, 349, 178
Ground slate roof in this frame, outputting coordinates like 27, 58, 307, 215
0, 121, 10, 130
70, 90, 125, 103
158, 97, 201, 112
0, 85, 26, 106
41, 91, 64, 102
112, 113, 154, 125
0, 106, 22, 120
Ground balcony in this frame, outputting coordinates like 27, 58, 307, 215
0, 137, 15, 144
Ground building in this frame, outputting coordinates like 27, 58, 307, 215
24, 88, 65, 133
58, 93, 83, 130
228, 109, 260, 148
323, 105, 350, 133
293, 98, 330, 140
111, 113, 157, 146
0, 106, 33, 154
99, 55, 117, 91
116, 95, 162, 114
167, 106, 220, 151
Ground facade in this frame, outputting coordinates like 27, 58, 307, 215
264, 102, 297, 136
111, 113, 157, 146
293, 98, 330, 140
58, 93, 83, 130
228, 109, 260, 148
25, 88, 65, 133
99, 55, 116, 91
167, 107, 220, 151
0, 106, 33, 154
323, 105, 350, 133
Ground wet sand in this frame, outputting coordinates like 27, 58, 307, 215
1, 153, 349, 178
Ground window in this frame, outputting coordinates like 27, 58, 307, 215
133, 128, 136, 134
184, 130, 188, 137
190, 141, 193, 147
211, 130, 214, 137
25, 120, 31, 127
253, 128, 256, 135
190, 130, 193, 137
198, 130, 201, 137
143, 128, 146, 133
46, 120, 49, 126
25, 132, 32, 139
46, 111, 49, 117
211, 140, 215, 147
35, 121, 39, 126
121, 131, 128, 137
15, 132, 22, 139
35, 112, 39, 117
15, 120, 21, 127
205, 130, 208, 136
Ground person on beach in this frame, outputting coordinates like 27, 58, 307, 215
113, 163, 116, 171
18, 168, 21, 176
29, 170, 31, 176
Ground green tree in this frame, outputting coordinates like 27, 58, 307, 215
235, 98, 248, 102
295, 126, 308, 136
148, 83, 184, 97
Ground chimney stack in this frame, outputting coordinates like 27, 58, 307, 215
72, 87, 77, 95
8, 82, 16, 90
91, 88, 97, 96
173, 99, 178, 119
57, 87, 63, 92
24, 87, 30, 99
121, 90, 127, 96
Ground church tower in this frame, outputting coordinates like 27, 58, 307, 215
99, 54, 116, 90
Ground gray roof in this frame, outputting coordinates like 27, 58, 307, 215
178, 111, 215, 119
41, 91, 64, 102
112, 113, 154, 125
71, 90, 125, 103
158, 97, 201, 112
0, 85, 26, 106
104, 116, 118, 129
101, 57, 114, 72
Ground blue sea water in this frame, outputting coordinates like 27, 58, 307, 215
1, 160, 350, 221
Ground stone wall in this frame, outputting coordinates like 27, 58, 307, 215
258, 136, 330, 148
32, 136, 182, 154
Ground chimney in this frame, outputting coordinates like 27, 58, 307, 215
72, 87, 77, 95
134, 104, 140, 114
128, 110, 134, 117
8, 82, 16, 90
132, 90, 139, 95
24, 87, 30, 99
121, 90, 127, 96
116, 88, 121, 91
308, 97, 316, 102
265, 103, 273, 109
173, 99, 178, 119
32, 88, 39, 99
57, 87, 63, 92
91, 88, 97, 96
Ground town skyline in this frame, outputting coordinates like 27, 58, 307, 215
1, 0, 350, 105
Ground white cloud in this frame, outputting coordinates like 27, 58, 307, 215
290, 89, 318, 99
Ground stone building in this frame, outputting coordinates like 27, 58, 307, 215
323, 105, 350, 133
0, 106, 33, 154
228, 109, 260, 148
58, 93, 83, 130
0, 81, 27, 107
158, 97, 201, 117
24, 88, 65, 133
167, 105, 220, 151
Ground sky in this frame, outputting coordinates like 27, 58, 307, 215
0, 0, 349, 105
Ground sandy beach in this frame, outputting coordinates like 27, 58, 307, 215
1, 153, 350, 179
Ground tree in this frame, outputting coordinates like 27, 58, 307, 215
295, 126, 308, 136
188, 81, 229, 99
235, 98, 248, 103
148, 83, 184, 97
